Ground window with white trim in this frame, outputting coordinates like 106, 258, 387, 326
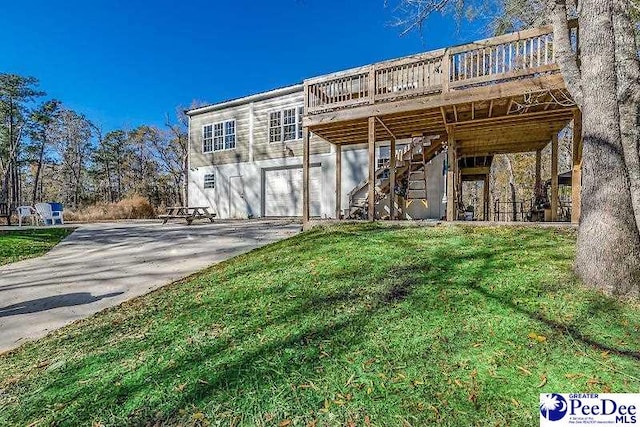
204, 174, 215, 189
203, 120, 236, 153
224, 121, 235, 149
377, 146, 390, 168
269, 111, 281, 143
377, 158, 390, 169
213, 123, 224, 151
203, 125, 213, 153
269, 106, 303, 143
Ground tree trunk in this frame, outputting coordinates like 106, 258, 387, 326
574, 0, 640, 296
182, 151, 189, 207
613, 0, 640, 233
31, 131, 46, 205
105, 159, 114, 202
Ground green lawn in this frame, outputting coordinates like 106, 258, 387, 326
0, 224, 638, 426
0, 228, 73, 265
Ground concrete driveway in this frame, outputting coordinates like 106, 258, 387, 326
0, 220, 300, 353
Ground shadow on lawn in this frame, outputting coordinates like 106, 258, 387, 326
4, 225, 638, 425
420, 235, 640, 361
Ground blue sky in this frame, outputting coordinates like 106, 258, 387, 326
1, 1, 487, 131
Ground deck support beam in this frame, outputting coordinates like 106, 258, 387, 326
368, 117, 376, 221
446, 126, 457, 221
302, 127, 310, 227
390, 137, 396, 220
335, 144, 342, 219
535, 149, 542, 198
551, 133, 559, 222
571, 110, 582, 224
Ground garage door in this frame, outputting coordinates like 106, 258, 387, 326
264, 166, 322, 217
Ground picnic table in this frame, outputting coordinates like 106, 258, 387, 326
158, 206, 216, 225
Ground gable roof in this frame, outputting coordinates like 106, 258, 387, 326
185, 83, 303, 116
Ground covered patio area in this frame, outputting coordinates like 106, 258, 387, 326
299, 22, 581, 228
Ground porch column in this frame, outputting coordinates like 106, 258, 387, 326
483, 174, 490, 221
335, 144, 342, 219
551, 133, 559, 221
535, 149, 542, 197
389, 137, 396, 220
303, 127, 310, 227
446, 127, 456, 221
571, 110, 583, 224
368, 117, 376, 221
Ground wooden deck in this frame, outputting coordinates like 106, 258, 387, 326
300, 21, 581, 226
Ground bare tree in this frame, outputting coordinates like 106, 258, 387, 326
51, 107, 94, 209
0, 74, 45, 208
27, 99, 60, 204
164, 108, 189, 206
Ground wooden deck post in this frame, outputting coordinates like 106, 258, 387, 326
335, 144, 342, 219
368, 117, 376, 220
446, 127, 456, 221
571, 110, 582, 224
483, 174, 490, 220
389, 137, 396, 220
551, 133, 559, 222
442, 50, 451, 93
302, 127, 310, 226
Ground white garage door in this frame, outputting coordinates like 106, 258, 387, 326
264, 166, 322, 217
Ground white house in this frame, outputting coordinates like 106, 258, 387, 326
186, 83, 446, 220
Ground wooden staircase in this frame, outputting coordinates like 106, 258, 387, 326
347, 136, 444, 219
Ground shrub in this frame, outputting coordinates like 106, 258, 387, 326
64, 196, 157, 222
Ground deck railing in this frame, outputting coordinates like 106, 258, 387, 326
305, 23, 577, 115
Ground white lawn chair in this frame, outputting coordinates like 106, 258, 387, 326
35, 203, 63, 226
16, 206, 37, 227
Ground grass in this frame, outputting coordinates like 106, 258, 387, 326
0, 228, 73, 265
0, 224, 638, 426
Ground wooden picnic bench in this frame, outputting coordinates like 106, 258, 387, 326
158, 206, 216, 225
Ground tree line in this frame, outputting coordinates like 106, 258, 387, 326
0, 73, 188, 212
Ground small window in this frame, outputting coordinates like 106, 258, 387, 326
377, 147, 390, 169
283, 108, 297, 141
203, 125, 213, 153
268, 106, 303, 143
225, 120, 236, 150
213, 123, 224, 151
204, 120, 236, 152
269, 111, 282, 143
204, 174, 215, 189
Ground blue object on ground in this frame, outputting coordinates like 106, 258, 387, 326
48, 202, 64, 225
